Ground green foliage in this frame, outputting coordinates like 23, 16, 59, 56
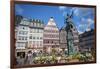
71, 52, 93, 62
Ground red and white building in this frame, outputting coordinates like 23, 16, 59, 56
43, 17, 60, 53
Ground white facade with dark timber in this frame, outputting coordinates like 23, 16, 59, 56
59, 26, 67, 49
43, 17, 59, 53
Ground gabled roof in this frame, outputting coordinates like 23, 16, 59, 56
47, 17, 56, 26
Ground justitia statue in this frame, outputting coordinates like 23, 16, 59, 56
65, 12, 79, 55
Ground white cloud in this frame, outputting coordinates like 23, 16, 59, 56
86, 28, 91, 31
87, 18, 94, 24
81, 18, 85, 22
78, 24, 85, 32
71, 7, 79, 16
71, 7, 94, 17
78, 18, 94, 32
80, 8, 92, 16
59, 6, 67, 16
78, 30, 84, 34
77, 25, 84, 34
74, 9, 79, 16
59, 6, 66, 11
81, 17, 94, 24
72, 7, 94, 33
63, 11, 67, 16
86, 18, 94, 31
81, 17, 87, 24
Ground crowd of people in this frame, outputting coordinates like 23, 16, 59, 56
16, 49, 66, 65
16, 50, 37, 65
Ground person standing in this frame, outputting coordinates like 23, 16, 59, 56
27, 51, 33, 64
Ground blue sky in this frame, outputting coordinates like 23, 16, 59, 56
15, 4, 95, 34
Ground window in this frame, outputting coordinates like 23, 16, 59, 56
40, 37, 42, 39
22, 37, 24, 40
30, 30, 32, 33
33, 37, 35, 39
29, 36, 32, 39
18, 36, 21, 40
22, 31, 24, 35
19, 31, 22, 34
37, 37, 39, 39
73, 28, 76, 31
39, 30, 43, 33
24, 32, 25, 35
25, 37, 27, 40
19, 31, 28, 35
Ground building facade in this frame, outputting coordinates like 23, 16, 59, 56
43, 17, 59, 53
59, 26, 67, 50
79, 29, 95, 53
15, 15, 44, 58
28, 19, 44, 52
15, 17, 30, 58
